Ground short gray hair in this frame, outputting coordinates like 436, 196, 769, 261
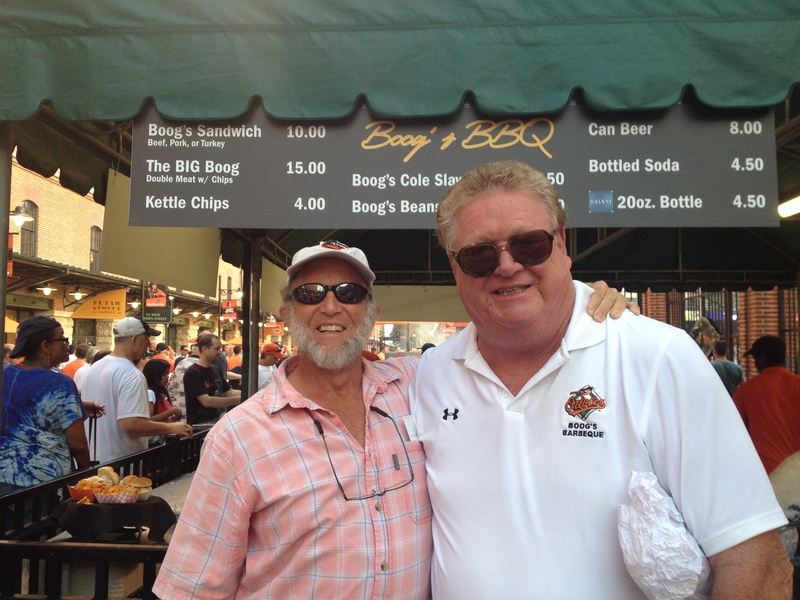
436, 160, 567, 252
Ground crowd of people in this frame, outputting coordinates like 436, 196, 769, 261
0, 316, 291, 487
1, 160, 798, 598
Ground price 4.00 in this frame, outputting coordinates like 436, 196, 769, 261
295, 197, 326, 210
733, 194, 766, 208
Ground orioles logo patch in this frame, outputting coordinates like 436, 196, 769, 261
565, 385, 606, 421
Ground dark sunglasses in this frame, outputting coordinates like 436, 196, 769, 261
453, 229, 556, 278
292, 282, 371, 305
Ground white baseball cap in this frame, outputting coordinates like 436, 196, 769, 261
286, 241, 375, 286
114, 316, 161, 337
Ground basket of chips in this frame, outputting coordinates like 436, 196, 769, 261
70, 466, 123, 504
94, 485, 140, 504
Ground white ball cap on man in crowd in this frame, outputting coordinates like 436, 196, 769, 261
113, 316, 161, 337
286, 240, 376, 286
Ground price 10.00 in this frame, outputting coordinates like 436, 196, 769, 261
286, 125, 327, 139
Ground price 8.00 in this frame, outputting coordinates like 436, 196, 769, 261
733, 194, 766, 209
729, 121, 762, 135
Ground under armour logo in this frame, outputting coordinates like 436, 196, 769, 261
442, 408, 459, 420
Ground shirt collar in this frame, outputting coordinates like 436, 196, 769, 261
449, 280, 607, 379
263, 354, 405, 416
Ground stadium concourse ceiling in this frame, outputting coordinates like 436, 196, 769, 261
2, 0, 800, 292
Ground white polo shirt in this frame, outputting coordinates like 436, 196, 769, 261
411, 281, 785, 600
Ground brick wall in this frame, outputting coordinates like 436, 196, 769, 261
10, 161, 104, 269
638, 287, 797, 378
735, 289, 781, 378
639, 289, 668, 323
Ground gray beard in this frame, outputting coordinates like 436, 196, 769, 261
284, 301, 378, 371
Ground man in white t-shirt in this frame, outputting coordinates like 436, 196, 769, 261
410, 161, 792, 599
257, 342, 283, 390
81, 317, 193, 463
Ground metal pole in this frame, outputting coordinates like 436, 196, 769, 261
0, 122, 14, 421
217, 274, 222, 336
243, 232, 262, 400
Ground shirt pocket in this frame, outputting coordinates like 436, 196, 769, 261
402, 441, 432, 524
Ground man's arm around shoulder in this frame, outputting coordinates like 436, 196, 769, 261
708, 530, 792, 599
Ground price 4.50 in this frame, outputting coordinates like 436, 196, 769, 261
730, 157, 764, 172
295, 197, 326, 210
733, 194, 766, 208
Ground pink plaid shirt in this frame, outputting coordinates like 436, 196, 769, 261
154, 356, 431, 600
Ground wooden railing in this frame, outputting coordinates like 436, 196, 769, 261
0, 431, 207, 599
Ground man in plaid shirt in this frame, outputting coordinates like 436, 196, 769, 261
154, 242, 433, 599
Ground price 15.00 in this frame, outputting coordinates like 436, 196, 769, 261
287, 161, 327, 175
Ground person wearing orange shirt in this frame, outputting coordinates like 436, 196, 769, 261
61, 343, 90, 379
226, 345, 243, 370
152, 342, 175, 372
734, 335, 800, 474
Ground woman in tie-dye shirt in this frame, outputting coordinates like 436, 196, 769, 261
0, 316, 90, 496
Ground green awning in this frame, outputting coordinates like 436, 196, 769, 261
0, 0, 798, 122
1, 0, 799, 296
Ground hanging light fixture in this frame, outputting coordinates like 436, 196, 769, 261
203, 313, 212, 320
235, 288, 243, 299
69, 286, 84, 300
173, 307, 182, 315
9, 206, 34, 227
37, 285, 54, 296
191, 311, 200, 318
129, 300, 140, 309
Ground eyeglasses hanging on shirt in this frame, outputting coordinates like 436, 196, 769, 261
312, 405, 415, 501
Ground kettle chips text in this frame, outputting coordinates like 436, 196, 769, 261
145, 195, 229, 211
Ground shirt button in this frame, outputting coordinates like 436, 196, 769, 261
375, 502, 383, 511
380, 561, 389, 571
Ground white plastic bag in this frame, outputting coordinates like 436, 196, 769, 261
618, 471, 712, 600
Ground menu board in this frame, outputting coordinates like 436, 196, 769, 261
130, 103, 778, 228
